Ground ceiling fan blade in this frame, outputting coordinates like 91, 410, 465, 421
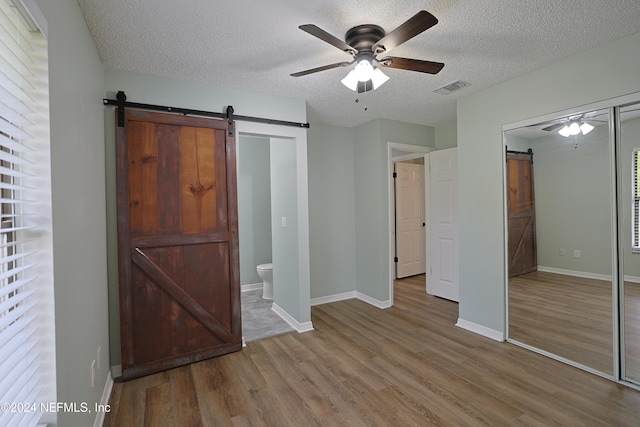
378, 56, 444, 74
541, 123, 564, 132
299, 24, 357, 55
290, 61, 353, 77
372, 10, 438, 54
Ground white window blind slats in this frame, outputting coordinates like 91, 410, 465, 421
633, 149, 639, 249
0, 301, 37, 348
0, 12, 36, 71
0, 101, 32, 128
1, 127, 35, 151
0, 2, 50, 426
0, 164, 34, 179
0, 63, 34, 101
0, 147, 34, 165
0, 249, 36, 270
0, 181, 32, 192
0, 225, 34, 234
0, 330, 39, 390
0, 262, 35, 283
0, 287, 35, 318
0, 116, 32, 140
0, 275, 35, 300
0, 198, 33, 204
0, 330, 37, 375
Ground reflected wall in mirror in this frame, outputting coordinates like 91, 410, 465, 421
506, 108, 614, 376
620, 102, 640, 385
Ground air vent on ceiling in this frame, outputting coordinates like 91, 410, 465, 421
433, 80, 471, 95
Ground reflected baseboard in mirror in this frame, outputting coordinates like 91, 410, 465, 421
509, 271, 614, 376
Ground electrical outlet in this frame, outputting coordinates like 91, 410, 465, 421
91, 360, 96, 388
573, 249, 581, 258
559, 248, 566, 256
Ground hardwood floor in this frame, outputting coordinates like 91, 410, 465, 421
508, 271, 614, 375
104, 275, 640, 426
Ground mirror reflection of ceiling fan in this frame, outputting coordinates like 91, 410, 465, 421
290, 10, 444, 93
541, 108, 640, 137
542, 112, 608, 137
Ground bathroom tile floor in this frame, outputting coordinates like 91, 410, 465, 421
241, 289, 294, 342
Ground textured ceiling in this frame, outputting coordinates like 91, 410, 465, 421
77, 0, 640, 128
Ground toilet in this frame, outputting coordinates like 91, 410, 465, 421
256, 263, 273, 300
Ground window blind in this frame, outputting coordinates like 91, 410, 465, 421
633, 148, 639, 250
0, 2, 53, 427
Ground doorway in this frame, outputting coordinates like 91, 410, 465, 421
394, 159, 426, 279
237, 123, 312, 334
387, 143, 432, 305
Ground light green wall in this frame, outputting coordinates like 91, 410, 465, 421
238, 136, 272, 285
435, 119, 458, 149
307, 118, 435, 302
307, 123, 357, 298
530, 125, 612, 275
457, 31, 640, 333
104, 70, 309, 366
354, 119, 435, 301
270, 137, 301, 318
35, 1, 110, 426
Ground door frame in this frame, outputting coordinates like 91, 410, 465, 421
394, 161, 426, 279
387, 142, 434, 305
237, 122, 312, 331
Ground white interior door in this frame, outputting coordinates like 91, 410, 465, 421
395, 162, 425, 278
429, 148, 459, 301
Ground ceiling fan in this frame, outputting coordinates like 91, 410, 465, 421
541, 113, 607, 137
290, 10, 444, 93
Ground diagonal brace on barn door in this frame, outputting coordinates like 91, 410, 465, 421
131, 248, 233, 342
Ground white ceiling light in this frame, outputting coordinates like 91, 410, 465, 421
341, 59, 389, 92
353, 59, 374, 82
370, 67, 389, 89
340, 70, 359, 91
580, 122, 594, 135
558, 120, 595, 137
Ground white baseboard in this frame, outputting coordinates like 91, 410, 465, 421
356, 291, 392, 309
538, 266, 640, 284
537, 266, 611, 281
310, 290, 391, 309
624, 274, 640, 284
271, 303, 314, 333
241, 283, 263, 292
456, 318, 504, 342
310, 291, 357, 306
93, 371, 114, 427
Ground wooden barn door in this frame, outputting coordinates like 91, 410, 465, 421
116, 110, 241, 380
506, 151, 537, 277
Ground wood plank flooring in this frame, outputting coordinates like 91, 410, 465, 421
508, 271, 614, 375
104, 274, 640, 426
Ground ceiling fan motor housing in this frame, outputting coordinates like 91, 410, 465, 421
345, 24, 385, 53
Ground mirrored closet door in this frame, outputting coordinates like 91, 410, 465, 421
620, 102, 640, 385
505, 108, 615, 377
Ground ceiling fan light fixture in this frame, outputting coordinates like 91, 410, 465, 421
558, 125, 571, 137
371, 67, 389, 89
353, 59, 374, 82
341, 70, 359, 91
580, 122, 594, 135
568, 121, 581, 136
